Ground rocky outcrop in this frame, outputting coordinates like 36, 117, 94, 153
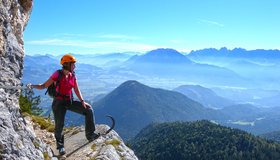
0, 0, 53, 159
24, 115, 138, 160
50, 125, 138, 160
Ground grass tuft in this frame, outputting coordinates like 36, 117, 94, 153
31, 115, 55, 132
91, 143, 97, 151
105, 139, 121, 147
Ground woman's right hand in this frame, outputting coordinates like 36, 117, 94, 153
26, 83, 33, 90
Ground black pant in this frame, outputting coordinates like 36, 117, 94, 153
52, 99, 96, 149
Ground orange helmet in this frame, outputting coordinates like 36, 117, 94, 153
60, 54, 76, 65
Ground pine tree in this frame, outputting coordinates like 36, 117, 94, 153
19, 86, 42, 115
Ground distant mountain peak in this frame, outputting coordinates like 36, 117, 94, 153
110, 80, 151, 98
147, 48, 182, 55
132, 48, 192, 64
146, 48, 187, 58
118, 80, 146, 89
121, 80, 141, 85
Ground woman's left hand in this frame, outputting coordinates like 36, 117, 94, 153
81, 100, 87, 109
81, 100, 91, 109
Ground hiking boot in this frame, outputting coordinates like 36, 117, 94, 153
87, 133, 100, 142
58, 147, 66, 155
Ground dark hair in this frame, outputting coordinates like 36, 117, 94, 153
62, 62, 71, 71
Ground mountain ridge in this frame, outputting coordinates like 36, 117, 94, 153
173, 84, 234, 108
188, 47, 280, 59
93, 80, 223, 140
121, 48, 244, 87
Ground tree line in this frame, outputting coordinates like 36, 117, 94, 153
129, 120, 280, 160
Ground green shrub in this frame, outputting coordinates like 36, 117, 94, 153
19, 87, 42, 116
19, 94, 32, 114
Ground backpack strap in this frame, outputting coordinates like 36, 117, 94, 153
70, 71, 75, 102
44, 69, 63, 97
55, 69, 63, 97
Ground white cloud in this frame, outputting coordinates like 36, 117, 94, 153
199, 19, 225, 27
26, 39, 163, 53
98, 34, 141, 40
51, 33, 140, 41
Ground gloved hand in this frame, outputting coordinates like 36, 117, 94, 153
26, 83, 33, 90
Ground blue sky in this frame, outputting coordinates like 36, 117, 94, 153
24, 0, 280, 55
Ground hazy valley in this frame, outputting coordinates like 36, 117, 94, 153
22, 48, 280, 141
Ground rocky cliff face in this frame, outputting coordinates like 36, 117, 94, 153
0, 0, 52, 159
0, 1, 138, 159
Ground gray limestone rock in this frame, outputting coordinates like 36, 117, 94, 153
0, 0, 52, 159
52, 125, 138, 160
0, 0, 138, 160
